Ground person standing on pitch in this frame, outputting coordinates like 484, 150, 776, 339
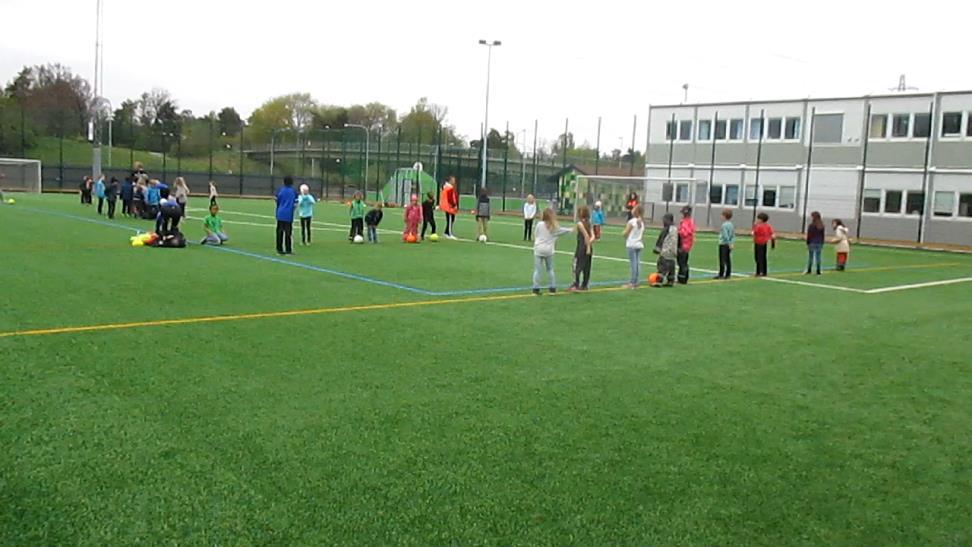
439, 176, 459, 239
805, 211, 825, 275
121, 176, 134, 217
716, 208, 735, 280
420, 191, 437, 240
523, 194, 538, 241
275, 176, 297, 255
751, 212, 776, 277
105, 177, 119, 219
94, 174, 106, 215
677, 206, 696, 284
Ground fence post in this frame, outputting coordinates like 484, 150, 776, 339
324, 131, 330, 200
238, 125, 244, 195
502, 121, 509, 211
340, 131, 346, 201
375, 129, 382, 202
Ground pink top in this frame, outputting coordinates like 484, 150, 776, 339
678, 218, 696, 252
404, 203, 422, 223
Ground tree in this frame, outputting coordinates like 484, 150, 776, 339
3, 64, 92, 139
247, 93, 318, 143
550, 131, 576, 157
399, 97, 461, 146
217, 107, 242, 137
112, 100, 139, 147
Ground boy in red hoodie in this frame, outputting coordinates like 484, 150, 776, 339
752, 212, 776, 277
676, 206, 696, 284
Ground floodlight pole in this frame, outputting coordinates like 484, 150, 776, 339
478, 39, 501, 188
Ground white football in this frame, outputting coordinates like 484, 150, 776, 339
478, 235, 488, 243
353, 235, 364, 243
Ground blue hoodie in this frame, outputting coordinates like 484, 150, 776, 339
275, 184, 298, 221
94, 178, 106, 199
592, 207, 605, 226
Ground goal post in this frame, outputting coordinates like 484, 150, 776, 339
0, 159, 42, 193
567, 174, 704, 223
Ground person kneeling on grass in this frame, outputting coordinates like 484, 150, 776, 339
200, 204, 229, 245
532, 208, 572, 295
652, 213, 678, 287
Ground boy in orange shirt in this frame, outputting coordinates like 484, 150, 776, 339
751, 212, 776, 277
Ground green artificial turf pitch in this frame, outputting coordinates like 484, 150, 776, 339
1, 193, 971, 544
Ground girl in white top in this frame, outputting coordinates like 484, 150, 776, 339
208, 181, 218, 206
173, 177, 190, 217
832, 219, 851, 271
532, 208, 572, 295
622, 205, 645, 288
523, 194, 538, 241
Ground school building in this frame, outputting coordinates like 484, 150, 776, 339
643, 91, 972, 246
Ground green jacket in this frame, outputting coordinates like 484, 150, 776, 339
350, 199, 366, 219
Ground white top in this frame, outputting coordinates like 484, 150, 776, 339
625, 218, 645, 249
834, 225, 850, 253
209, 183, 218, 198
523, 202, 537, 220
533, 221, 571, 257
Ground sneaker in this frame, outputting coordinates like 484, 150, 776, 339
532, 288, 541, 296
548, 287, 557, 294
199, 238, 207, 245
622, 283, 635, 289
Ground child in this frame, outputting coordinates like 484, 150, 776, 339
421, 191, 437, 240
402, 194, 422, 241
439, 176, 459, 239
677, 206, 695, 284
121, 176, 134, 217
209, 181, 218, 206
200, 203, 229, 245
348, 191, 366, 241
751, 212, 776, 277
806, 211, 825, 275
80, 176, 92, 205
833, 219, 850, 271
298, 184, 316, 245
532, 208, 572, 295
365, 202, 384, 243
94, 175, 106, 214
133, 178, 146, 218
591, 200, 605, 240
622, 205, 645, 288
523, 194, 537, 241
173, 177, 190, 217
106, 177, 119, 219
653, 213, 678, 286
625, 192, 639, 220
476, 187, 491, 240
717, 208, 735, 280
567, 205, 595, 292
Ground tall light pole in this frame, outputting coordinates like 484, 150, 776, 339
344, 123, 370, 190
478, 39, 501, 188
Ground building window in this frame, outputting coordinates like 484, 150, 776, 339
767, 118, 783, 139
695, 182, 708, 204
744, 185, 757, 206
729, 119, 744, 140
933, 191, 954, 217
863, 189, 881, 213
885, 190, 903, 213
762, 187, 777, 207
813, 113, 844, 144
749, 118, 763, 140
913, 113, 931, 138
968, 114, 972, 137
678, 120, 693, 141
960, 193, 972, 217
779, 186, 796, 209
714, 119, 727, 140
709, 185, 724, 205
725, 184, 739, 206
697, 120, 712, 141
675, 183, 690, 203
892, 114, 910, 138
665, 121, 676, 141
785, 117, 801, 140
869, 114, 888, 139
941, 112, 962, 137
905, 191, 925, 215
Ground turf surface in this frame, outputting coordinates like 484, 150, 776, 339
2, 193, 971, 544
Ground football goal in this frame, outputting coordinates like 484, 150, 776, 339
565, 174, 704, 222
0, 158, 42, 193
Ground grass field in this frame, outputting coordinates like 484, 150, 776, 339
2, 193, 971, 544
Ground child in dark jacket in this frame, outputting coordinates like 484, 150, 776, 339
421, 192, 437, 240
365, 203, 384, 243
105, 177, 120, 219
653, 213, 678, 286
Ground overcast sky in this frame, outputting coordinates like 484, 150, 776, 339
2, 0, 970, 151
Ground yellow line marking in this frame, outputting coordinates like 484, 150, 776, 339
0, 279, 737, 339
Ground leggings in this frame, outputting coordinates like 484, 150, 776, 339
276, 220, 293, 254
573, 251, 592, 289
300, 217, 312, 244
349, 218, 364, 239
421, 217, 437, 239
533, 255, 556, 289
677, 250, 690, 284
627, 247, 642, 286
444, 212, 456, 235
97, 197, 104, 214
719, 244, 732, 278
524, 219, 534, 241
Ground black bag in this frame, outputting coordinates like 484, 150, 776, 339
157, 231, 186, 248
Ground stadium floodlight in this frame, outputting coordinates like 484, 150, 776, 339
478, 39, 501, 188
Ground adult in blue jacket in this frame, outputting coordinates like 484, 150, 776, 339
275, 176, 298, 255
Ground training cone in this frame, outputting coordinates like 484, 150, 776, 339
131, 239, 144, 247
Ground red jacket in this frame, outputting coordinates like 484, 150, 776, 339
753, 223, 775, 245
439, 183, 458, 215
678, 218, 696, 252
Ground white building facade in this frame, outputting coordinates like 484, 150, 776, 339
644, 91, 972, 246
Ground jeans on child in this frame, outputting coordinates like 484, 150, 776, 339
807, 243, 823, 272
205, 232, 229, 245
533, 255, 555, 289
367, 225, 378, 243
627, 247, 642, 285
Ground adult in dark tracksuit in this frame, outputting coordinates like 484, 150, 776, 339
275, 176, 298, 255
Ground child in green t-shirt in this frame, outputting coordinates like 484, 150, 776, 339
200, 204, 229, 245
348, 191, 366, 241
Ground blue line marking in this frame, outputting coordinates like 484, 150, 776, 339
207, 246, 433, 295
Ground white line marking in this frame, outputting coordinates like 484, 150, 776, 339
864, 277, 972, 294
760, 276, 869, 293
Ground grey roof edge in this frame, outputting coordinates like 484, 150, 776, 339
649, 90, 972, 110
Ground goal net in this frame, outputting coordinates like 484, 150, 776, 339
567, 174, 704, 223
0, 158, 42, 193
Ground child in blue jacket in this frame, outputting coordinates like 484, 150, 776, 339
591, 200, 606, 240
